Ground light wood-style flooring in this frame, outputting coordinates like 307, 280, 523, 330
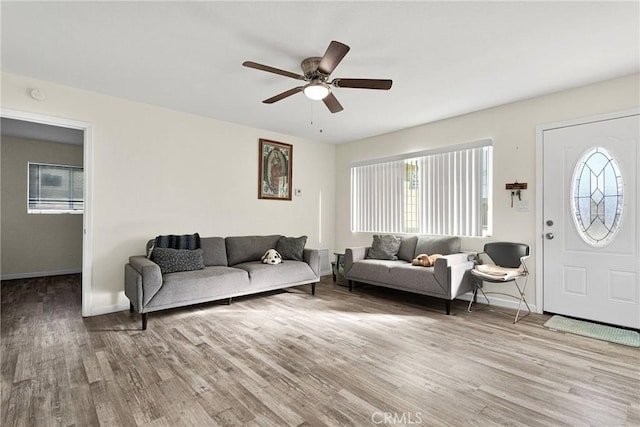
2, 274, 639, 426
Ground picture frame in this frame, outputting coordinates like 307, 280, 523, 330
258, 139, 292, 200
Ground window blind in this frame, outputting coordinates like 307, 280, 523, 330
351, 160, 406, 233
350, 140, 492, 237
28, 162, 84, 213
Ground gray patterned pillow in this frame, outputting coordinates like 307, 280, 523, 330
276, 236, 307, 261
151, 248, 205, 274
366, 234, 402, 260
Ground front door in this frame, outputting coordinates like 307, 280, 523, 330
542, 112, 639, 329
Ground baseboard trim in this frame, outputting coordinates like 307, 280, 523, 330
1, 269, 82, 281
88, 303, 130, 317
457, 292, 538, 313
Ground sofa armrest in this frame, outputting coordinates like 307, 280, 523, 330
344, 247, 369, 276
125, 256, 163, 309
434, 252, 476, 299
303, 248, 321, 279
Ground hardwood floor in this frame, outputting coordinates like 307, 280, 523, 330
2, 274, 638, 426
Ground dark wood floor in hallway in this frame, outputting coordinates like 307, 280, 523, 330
2, 274, 639, 426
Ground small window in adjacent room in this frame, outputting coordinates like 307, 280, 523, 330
28, 162, 83, 214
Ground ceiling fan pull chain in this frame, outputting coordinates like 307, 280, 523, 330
310, 101, 314, 126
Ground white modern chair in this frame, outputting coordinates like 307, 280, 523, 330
468, 242, 530, 323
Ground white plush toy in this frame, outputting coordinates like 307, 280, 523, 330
261, 249, 283, 265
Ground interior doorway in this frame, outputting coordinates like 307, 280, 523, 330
0, 108, 93, 316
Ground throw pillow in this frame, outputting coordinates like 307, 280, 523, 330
276, 236, 307, 261
154, 233, 201, 250
151, 247, 205, 274
367, 234, 402, 260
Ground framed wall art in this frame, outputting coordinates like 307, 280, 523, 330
258, 139, 292, 200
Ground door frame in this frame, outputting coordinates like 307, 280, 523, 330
1, 108, 94, 317
535, 108, 640, 314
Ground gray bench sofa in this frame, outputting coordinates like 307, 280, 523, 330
344, 235, 475, 315
125, 235, 320, 330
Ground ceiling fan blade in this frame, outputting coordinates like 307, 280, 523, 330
332, 78, 393, 90
322, 92, 344, 113
318, 41, 350, 75
263, 87, 304, 104
243, 61, 305, 80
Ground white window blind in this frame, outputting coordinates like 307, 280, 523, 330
28, 162, 84, 214
351, 140, 492, 237
351, 160, 406, 233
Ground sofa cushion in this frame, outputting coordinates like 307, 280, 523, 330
415, 235, 461, 256
233, 261, 317, 288
397, 235, 419, 262
276, 236, 307, 261
146, 266, 250, 309
151, 247, 204, 274
367, 234, 402, 260
200, 237, 228, 266
347, 259, 399, 283
226, 235, 282, 266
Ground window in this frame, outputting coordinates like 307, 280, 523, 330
28, 162, 83, 214
351, 140, 492, 237
571, 146, 623, 247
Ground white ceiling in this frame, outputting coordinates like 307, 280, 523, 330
2, 1, 638, 144
1, 118, 84, 145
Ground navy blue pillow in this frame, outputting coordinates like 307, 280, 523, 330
154, 233, 201, 250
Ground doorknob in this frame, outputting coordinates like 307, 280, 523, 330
545, 233, 554, 240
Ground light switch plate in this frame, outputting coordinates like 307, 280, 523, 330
516, 200, 529, 212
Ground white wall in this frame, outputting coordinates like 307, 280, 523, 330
335, 73, 640, 307
1, 72, 336, 315
2, 71, 637, 315
1, 136, 84, 278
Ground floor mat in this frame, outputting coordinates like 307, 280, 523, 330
544, 315, 639, 347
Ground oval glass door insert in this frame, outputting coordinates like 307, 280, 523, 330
571, 146, 624, 247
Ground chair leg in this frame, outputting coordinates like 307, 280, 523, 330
445, 300, 451, 315
513, 277, 531, 323
468, 283, 490, 312
129, 302, 134, 313
348, 280, 353, 292
467, 289, 478, 312
142, 313, 148, 330
311, 283, 316, 296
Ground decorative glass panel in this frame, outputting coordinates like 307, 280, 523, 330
571, 147, 623, 247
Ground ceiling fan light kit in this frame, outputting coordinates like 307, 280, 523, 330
243, 40, 392, 113
303, 82, 330, 100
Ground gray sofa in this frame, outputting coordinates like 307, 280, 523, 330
344, 235, 475, 315
125, 235, 320, 330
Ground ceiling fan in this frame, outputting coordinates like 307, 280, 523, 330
242, 41, 392, 113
